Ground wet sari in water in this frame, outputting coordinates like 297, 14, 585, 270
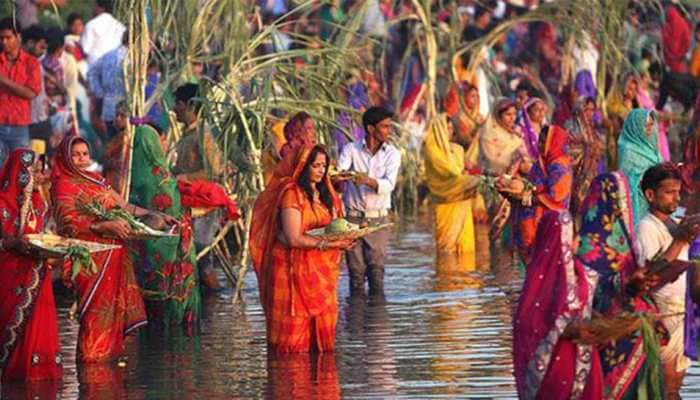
422, 115, 480, 263
0, 149, 61, 382
617, 109, 662, 228
250, 146, 344, 353
513, 125, 572, 264
577, 172, 664, 399
129, 125, 200, 329
514, 211, 602, 400
52, 135, 147, 362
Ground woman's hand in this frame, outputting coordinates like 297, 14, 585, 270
150, 211, 179, 227
328, 238, 356, 250
93, 220, 132, 240
519, 159, 533, 175
495, 176, 526, 196
627, 268, 660, 296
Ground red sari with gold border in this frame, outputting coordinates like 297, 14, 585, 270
0, 149, 62, 382
51, 136, 146, 363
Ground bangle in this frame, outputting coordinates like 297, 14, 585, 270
317, 239, 328, 251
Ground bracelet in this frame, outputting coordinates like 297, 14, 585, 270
317, 239, 329, 251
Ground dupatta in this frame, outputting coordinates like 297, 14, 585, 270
422, 114, 480, 203
617, 108, 662, 228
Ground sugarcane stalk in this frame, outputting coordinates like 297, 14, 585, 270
196, 220, 236, 261
232, 210, 253, 305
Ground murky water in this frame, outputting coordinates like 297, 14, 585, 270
6, 218, 700, 399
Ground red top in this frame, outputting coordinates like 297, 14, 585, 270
0, 50, 41, 126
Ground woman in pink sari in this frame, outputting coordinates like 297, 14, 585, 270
513, 210, 602, 399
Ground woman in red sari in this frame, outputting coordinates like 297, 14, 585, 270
52, 135, 159, 363
0, 149, 61, 383
250, 145, 354, 353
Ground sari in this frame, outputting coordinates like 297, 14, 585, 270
513, 211, 602, 400
513, 125, 573, 264
249, 146, 344, 354
465, 108, 526, 176
422, 115, 480, 261
442, 84, 484, 148
0, 149, 61, 382
617, 109, 662, 228
52, 135, 147, 362
129, 125, 200, 329
564, 101, 605, 217
662, 4, 691, 74
606, 77, 638, 170
577, 172, 664, 399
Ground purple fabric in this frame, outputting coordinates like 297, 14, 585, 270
574, 70, 597, 100
333, 83, 369, 150
685, 238, 700, 359
519, 97, 544, 159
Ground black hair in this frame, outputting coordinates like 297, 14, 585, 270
696, 22, 700, 33
0, 18, 18, 35
583, 96, 596, 107
21, 25, 47, 43
362, 106, 393, 132
648, 61, 663, 77
96, 0, 115, 13
46, 28, 65, 54
298, 145, 334, 213
641, 162, 682, 193
174, 83, 201, 112
516, 81, 533, 94
474, 5, 492, 20
67, 12, 83, 29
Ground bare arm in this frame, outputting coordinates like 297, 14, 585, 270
281, 208, 324, 248
280, 208, 354, 250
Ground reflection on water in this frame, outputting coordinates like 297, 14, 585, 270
6, 218, 700, 399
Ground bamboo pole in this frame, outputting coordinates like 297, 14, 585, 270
120, 0, 149, 200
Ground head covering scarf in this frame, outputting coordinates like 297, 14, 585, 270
514, 211, 601, 399
519, 97, 546, 159
422, 114, 480, 203
52, 135, 106, 188
617, 108, 662, 227
465, 98, 525, 176
280, 112, 315, 159
662, 4, 692, 74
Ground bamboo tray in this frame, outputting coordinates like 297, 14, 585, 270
307, 223, 393, 241
24, 233, 122, 258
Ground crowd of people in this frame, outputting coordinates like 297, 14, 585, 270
1, 0, 700, 399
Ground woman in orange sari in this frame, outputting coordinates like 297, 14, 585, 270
52, 135, 160, 363
250, 145, 354, 353
0, 149, 61, 384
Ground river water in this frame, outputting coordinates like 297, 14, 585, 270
5, 219, 700, 399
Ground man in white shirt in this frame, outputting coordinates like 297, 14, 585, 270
337, 107, 400, 298
636, 163, 700, 400
81, 0, 126, 68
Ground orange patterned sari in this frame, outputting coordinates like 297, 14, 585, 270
51, 136, 146, 363
250, 146, 343, 354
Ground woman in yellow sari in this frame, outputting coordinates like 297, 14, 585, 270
423, 115, 481, 266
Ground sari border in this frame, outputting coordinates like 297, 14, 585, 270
79, 248, 114, 321
0, 263, 46, 368
124, 319, 148, 336
524, 211, 593, 399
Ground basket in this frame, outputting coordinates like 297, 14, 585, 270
24, 233, 122, 258
307, 223, 393, 241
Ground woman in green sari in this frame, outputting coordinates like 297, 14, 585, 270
130, 124, 201, 330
